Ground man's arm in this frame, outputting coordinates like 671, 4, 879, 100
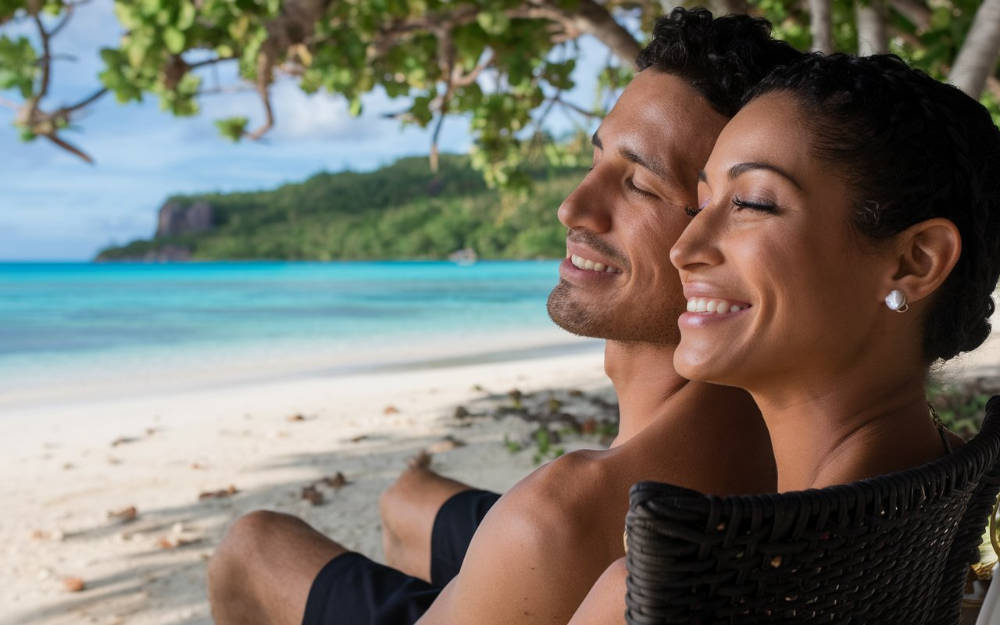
416, 451, 627, 625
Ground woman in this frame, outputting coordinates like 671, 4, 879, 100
567, 52, 1000, 624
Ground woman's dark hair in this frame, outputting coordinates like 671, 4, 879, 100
636, 8, 803, 117
749, 53, 1000, 362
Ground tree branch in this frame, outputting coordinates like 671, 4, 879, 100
188, 56, 237, 70
245, 53, 275, 141
49, 3, 75, 37
31, 12, 53, 109
452, 53, 494, 87
369, 0, 640, 69
56, 87, 108, 115
888, 0, 931, 32
551, 94, 602, 119
43, 132, 94, 164
949, 0, 1000, 97
856, 0, 889, 55
808, 0, 834, 53
531, 0, 641, 69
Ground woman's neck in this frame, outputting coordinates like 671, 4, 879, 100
755, 370, 945, 492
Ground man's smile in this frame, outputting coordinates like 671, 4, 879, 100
569, 253, 622, 273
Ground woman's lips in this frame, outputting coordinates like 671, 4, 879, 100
679, 297, 752, 328
685, 296, 750, 315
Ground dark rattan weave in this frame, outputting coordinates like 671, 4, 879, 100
625, 397, 1000, 625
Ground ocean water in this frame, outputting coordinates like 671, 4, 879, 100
0, 261, 594, 408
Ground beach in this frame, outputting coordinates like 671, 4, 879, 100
0, 347, 613, 625
1, 260, 996, 625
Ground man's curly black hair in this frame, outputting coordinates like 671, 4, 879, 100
636, 8, 802, 117
748, 53, 1000, 362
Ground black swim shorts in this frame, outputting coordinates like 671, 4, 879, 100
302, 488, 501, 625
429, 488, 502, 586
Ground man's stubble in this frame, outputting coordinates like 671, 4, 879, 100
546, 279, 683, 346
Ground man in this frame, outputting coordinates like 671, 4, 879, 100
206, 9, 802, 625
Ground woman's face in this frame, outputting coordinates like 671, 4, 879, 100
669, 92, 897, 390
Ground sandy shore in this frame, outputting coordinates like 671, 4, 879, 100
2, 306, 997, 625
0, 347, 612, 625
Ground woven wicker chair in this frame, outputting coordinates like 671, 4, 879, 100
625, 396, 1000, 625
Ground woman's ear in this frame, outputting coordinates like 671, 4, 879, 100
885, 218, 962, 304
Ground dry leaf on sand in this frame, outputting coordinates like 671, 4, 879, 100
107, 506, 138, 523
198, 484, 239, 500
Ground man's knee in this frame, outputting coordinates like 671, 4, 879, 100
209, 510, 299, 592
379, 475, 406, 527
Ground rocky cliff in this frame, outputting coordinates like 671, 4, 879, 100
156, 200, 214, 238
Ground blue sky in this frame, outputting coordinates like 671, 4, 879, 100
0, 1, 609, 260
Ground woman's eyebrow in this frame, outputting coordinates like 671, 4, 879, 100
728, 161, 803, 190
698, 163, 804, 190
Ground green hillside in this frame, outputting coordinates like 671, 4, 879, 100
96, 155, 586, 261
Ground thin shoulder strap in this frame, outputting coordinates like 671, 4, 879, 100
929, 402, 954, 454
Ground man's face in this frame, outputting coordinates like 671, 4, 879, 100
547, 69, 729, 344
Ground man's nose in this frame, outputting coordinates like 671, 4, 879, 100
557, 172, 613, 233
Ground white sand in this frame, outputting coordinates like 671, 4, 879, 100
0, 346, 612, 625
2, 307, 996, 625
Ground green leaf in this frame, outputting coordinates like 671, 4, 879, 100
476, 11, 510, 36
163, 27, 186, 54
215, 116, 249, 141
176, 1, 196, 30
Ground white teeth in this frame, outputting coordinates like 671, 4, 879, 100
685, 297, 749, 315
570, 254, 619, 274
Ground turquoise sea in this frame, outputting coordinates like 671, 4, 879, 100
0, 261, 594, 408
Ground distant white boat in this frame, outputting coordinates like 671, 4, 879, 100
449, 248, 478, 265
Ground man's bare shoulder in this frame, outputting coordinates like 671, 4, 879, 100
502, 447, 627, 529
416, 449, 628, 625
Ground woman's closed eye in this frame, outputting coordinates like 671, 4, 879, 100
732, 194, 779, 214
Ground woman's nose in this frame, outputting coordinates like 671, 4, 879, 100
669, 208, 722, 272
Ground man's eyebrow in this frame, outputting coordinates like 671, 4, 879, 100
728, 161, 803, 190
591, 131, 670, 182
620, 147, 670, 182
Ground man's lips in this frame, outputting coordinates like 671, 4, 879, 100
564, 239, 624, 275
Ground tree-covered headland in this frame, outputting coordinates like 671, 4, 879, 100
95, 155, 586, 261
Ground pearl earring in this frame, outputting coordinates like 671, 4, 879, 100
885, 289, 909, 313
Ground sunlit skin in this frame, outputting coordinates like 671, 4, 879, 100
547, 69, 722, 347
568, 90, 965, 625
671, 91, 962, 491
413, 69, 775, 625
207, 69, 778, 625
